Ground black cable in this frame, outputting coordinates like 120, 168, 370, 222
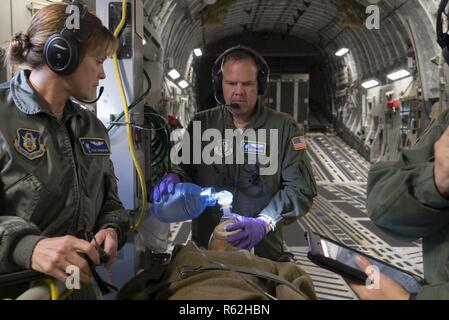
144, 105, 171, 169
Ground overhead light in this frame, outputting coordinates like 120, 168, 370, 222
387, 69, 411, 81
178, 80, 189, 89
194, 48, 203, 57
335, 48, 349, 57
168, 69, 181, 80
361, 79, 380, 89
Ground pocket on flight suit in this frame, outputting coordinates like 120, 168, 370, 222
79, 155, 107, 198
78, 155, 108, 229
3, 174, 46, 220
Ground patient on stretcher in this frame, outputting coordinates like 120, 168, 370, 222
118, 219, 317, 300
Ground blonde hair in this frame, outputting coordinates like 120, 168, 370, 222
5, 2, 117, 69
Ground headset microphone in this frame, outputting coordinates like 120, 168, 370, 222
75, 86, 104, 104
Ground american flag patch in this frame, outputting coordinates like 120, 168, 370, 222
292, 136, 306, 151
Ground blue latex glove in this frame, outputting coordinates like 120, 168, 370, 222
225, 215, 269, 250
152, 173, 181, 203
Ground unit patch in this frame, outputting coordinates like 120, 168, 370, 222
79, 138, 111, 156
292, 136, 307, 151
214, 139, 233, 158
242, 141, 266, 155
14, 128, 46, 160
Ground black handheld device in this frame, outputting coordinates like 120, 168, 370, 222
305, 231, 425, 294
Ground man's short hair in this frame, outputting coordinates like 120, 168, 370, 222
221, 50, 259, 72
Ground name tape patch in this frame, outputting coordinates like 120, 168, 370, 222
79, 138, 111, 155
242, 141, 266, 155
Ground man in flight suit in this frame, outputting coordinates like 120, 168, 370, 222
153, 46, 317, 261
346, 0, 449, 300
358, 110, 449, 299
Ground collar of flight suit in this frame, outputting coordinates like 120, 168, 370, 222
10, 69, 81, 120
222, 99, 269, 130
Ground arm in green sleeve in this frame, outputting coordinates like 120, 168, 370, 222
259, 121, 317, 230
417, 282, 449, 299
94, 159, 130, 249
0, 135, 44, 272
0, 217, 44, 272
367, 112, 449, 241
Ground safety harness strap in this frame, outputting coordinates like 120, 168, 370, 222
134, 262, 306, 300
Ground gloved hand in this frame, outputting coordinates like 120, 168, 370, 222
225, 216, 269, 251
152, 173, 181, 203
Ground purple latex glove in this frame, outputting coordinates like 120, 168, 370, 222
226, 216, 269, 250
152, 173, 181, 202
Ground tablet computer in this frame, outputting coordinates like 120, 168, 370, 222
305, 230, 425, 294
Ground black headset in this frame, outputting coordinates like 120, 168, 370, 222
43, 0, 88, 75
212, 45, 270, 104
437, 0, 449, 65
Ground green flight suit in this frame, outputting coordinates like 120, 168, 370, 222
172, 103, 317, 261
118, 241, 317, 300
0, 70, 129, 296
367, 109, 449, 299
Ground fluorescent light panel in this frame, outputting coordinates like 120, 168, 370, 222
387, 69, 410, 81
178, 80, 189, 89
335, 48, 349, 57
168, 69, 181, 80
194, 48, 203, 57
361, 79, 380, 89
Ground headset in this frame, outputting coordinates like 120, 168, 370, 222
43, 0, 88, 75
437, 0, 449, 65
212, 45, 270, 105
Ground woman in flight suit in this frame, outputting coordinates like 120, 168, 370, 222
0, 2, 129, 299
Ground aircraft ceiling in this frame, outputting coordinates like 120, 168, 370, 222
144, 0, 441, 96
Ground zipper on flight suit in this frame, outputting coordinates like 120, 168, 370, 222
59, 116, 83, 235
221, 106, 238, 194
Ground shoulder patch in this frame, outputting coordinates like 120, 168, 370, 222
79, 138, 111, 156
292, 136, 306, 151
14, 128, 46, 160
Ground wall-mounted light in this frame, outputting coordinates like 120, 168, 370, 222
361, 79, 380, 89
142, 38, 147, 46
387, 69, 411, 81
335, 48, 349, 57
178, 80, 189, 89
194, 48, 203, 57
168, 69, 181, 80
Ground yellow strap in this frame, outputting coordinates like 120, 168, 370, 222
58, 289, 74, 300
112, 0, 148, 231
30, 277, 59, 300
